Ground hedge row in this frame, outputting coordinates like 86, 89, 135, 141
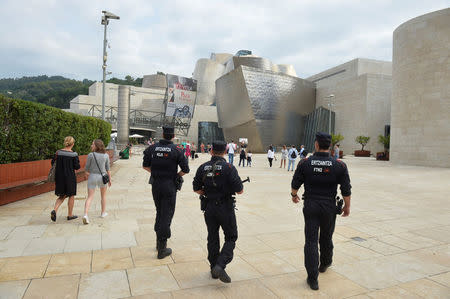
0, 95, 111, 164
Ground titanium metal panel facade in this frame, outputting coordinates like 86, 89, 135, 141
216, 66, 315, 152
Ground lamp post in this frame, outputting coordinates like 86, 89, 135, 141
325, 94, 335, 134
101, 10, 120, 120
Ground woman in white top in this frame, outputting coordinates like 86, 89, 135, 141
267, 146, 275, 167
280, 145, 288, 168
83, 139, 111, 224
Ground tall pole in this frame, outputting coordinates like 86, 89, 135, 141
101, 21, 108, 120
328, 97, 332, 134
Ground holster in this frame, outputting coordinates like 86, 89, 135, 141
200, 195, 208, 211
174, 175, 184, 191
336, 196, 344, 214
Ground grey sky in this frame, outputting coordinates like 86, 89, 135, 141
0, 0, 448, 81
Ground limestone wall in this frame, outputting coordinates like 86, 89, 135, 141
314, 72, 392, 155
391, 8, 450, 167
69, 82, 166, 115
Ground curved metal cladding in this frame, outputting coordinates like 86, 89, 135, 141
277, 64, 297, 77
117, 85, 130, 145
391, 8, 450, 167
193, 59, 226, 105
211, 53, 233, 64
216, 66, 315, 152
232, 56, 273, 72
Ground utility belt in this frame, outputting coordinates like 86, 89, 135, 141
149, 175, 184, 191
199, 194, 235, 211
302, 195, 335, 201
302, 195, 344, 215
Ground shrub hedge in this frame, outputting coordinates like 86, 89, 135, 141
0, 94, 111, 164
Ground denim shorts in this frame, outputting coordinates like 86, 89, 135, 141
88, 173, 106, 189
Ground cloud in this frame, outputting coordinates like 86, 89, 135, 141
0, 0, 448, 80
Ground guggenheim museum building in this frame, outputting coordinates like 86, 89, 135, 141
69, 8, 450, 167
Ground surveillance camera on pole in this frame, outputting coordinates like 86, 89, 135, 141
102, 11, 120, 20
101, 10, 120, 120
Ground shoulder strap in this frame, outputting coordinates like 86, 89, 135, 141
92, 153, 104, 175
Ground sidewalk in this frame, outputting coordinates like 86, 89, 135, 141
0, 153, 449, 298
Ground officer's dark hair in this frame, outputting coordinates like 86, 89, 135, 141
212, 150, 226, 155
316, 139, 331, 150
163, 133, 174, 140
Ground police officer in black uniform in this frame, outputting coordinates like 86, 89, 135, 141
193, 141, 243, 283
291, 132, 351, 290
143, 126, 189, 259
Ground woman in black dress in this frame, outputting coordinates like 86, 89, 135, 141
50, 136, 80, 222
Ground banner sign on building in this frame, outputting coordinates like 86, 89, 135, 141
165, 74, 197, 118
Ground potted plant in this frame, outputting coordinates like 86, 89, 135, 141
376, 134, 390, 161
331, 134, 344, 158
354, 136, 371, 157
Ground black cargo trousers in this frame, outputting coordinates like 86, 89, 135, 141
204, 199, 238, 270
303, 199, 337, 280
152, 178, 177, 241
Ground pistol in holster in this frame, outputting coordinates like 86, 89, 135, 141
336, 196, 344, 215
200, 194, 208, 211
174, 175, 184, 191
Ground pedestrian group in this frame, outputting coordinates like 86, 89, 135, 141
49, 129, 351, 291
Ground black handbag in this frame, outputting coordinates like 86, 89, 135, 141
92, 152, 110, 184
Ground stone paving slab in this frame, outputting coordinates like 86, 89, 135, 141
0, 152, 449, 298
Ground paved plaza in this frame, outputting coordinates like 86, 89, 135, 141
0, 150, 449, 298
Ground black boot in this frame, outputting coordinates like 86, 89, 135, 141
211, 265, 231, 283
319, 263, 331, 273
307, 277, 319, 290
210, 266, 219, 279
157, 240, 172, 259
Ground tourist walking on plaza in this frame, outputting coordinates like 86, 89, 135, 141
143, 126, 190, 259
50, 136, 80, 222
226, 140, 236, 164
185, 142, 191, 159
290, 132, 351, 290
280, 145, 288, 168
334, 144, 340, 159
193, 141, 244, 283
191, 142, 196, 160
287, 145, 299, 171
238, 146, 246, 167
200, 143, 205, 153
299, 145, 306, 158
82, 139, 111, 224
267, 146, 275, 167
246, 150, 252, 167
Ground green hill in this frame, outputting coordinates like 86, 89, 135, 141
0, 75, 143, 109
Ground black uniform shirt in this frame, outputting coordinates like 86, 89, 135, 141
291, 152, 351, 199
143, 139, 189, 179
193, 156, 243, 199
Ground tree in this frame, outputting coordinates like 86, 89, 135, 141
332, 134, 344, 148
378, 134, 390, 152
0, 75, 93, 109
355, 136, 370, 151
